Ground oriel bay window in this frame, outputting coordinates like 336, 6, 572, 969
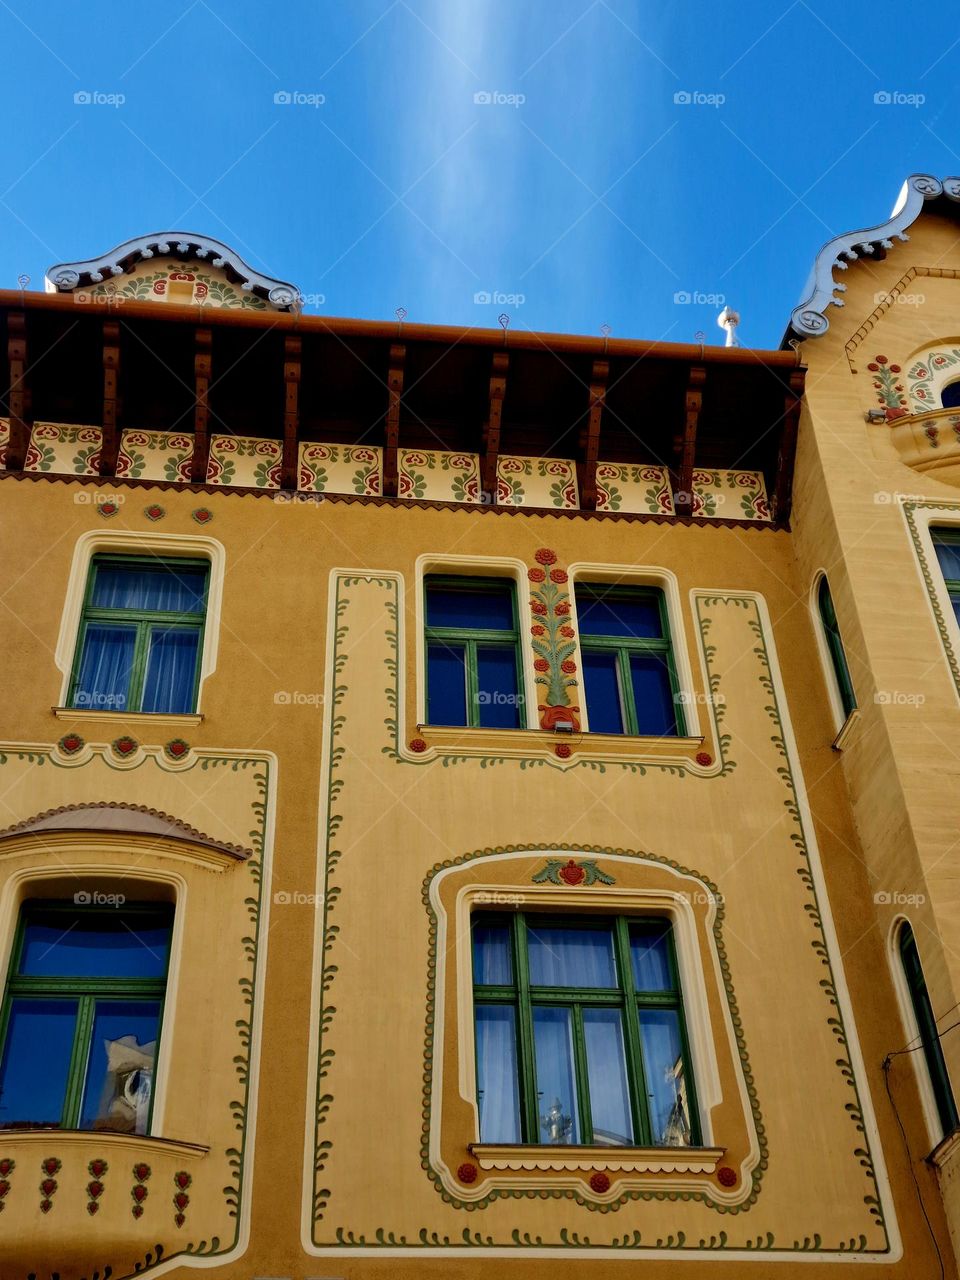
69, 555, 209, 715
575, 584, 683, 736
0, 901, 172, 1133
425, 575, 523, 729
472, 913, 699, 1147
932, 529, 960, 629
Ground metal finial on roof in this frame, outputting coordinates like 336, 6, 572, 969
498, 313, 510, 329
17, 274, 30, 291
717, 306, 741, 347
395, 307, 407, 323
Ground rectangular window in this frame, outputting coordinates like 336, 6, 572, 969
425, 576, 523, 729
69, 556, 209, 714
0, 901, 173, 1133
471, 912, 699, 1147
576, 584, 683, 735
933, 529, 960, 631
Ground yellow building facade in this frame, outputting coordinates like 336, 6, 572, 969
0, 194, 958, 1276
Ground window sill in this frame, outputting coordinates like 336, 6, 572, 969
53, 706, 204, 728
831, 707, 860, 751
469, 1143, 724, 1174
414, 724, 710, 768
0, 1127, 209, 1158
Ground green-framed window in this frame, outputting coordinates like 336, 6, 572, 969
932, 529, 960, 631
575, 583, 684, 736
472, 912, 700, 1147
68, 555, 209, 715
816, 575, 856, 719
424, 575, 524, 729
0, 900, 173, 1133
898, 922, 959, 1138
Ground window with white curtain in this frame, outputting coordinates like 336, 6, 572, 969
471, 913, 699, 1147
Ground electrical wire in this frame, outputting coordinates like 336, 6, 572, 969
882, 1055, 945, 1280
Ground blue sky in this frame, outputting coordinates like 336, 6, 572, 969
1, 0, 957, 347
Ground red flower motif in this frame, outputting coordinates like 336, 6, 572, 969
559, 860, 585, 886
534, 658, 550, 673
531, 601, 548, 616
59, 733, 83, 755
866, 363, 879, 372
555, 602, 571, 616
589, 1171, 611, 1194
876, 355, 888, 364
531, 624, 546, 636
560, 625, 575, 638
457, 1162, 478, 1184
535, 548, 558, 566
113, 736, 137, 757
717, 1166, 738, 1188
528, 567, 546, 582
165, 738, 189, 760
890, 364, 901, 373
695, 752, 713, 767
549, 568, 568, 584
560, 660, 576, 674
409, 738, 428, 754
555, 743, 571, 759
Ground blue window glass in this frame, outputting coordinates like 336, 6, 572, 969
629, 653, 677, 735
527, 923, 617, 988
91, 565, 207, 614
141, 629, 201, 715
0, 998, 78, 1129
638, 1008, 686, 1144
426, 582, 514, 631
577, 592, 662, 638
427, 643, 467, 725
79, 1000, 162, 1132
629, 923, 673, 991
476, 647, 521, 728
473, 921, 513, 985
73, 623, 136, 712
581, 651, 624, 733
942, 381, 960, 409
20, 909, 171, 979
533, 1006, 580, 1143
475, 1005, 521, 1142
583, 1007, 633, 1144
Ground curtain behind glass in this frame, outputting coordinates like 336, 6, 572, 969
74, 624, 136, 711
475, 1006, 520, 1142
92, 565, 206, 614
527, 924, 617, 987
141, 629, 200, 714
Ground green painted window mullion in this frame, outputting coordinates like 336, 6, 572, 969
666, 930, 702, 1145
617, 648, 639, 736
513, 914, 538, 1142
571, 1002, 594, 1143
126, 621, 152, 713
61, 993, 96, 1127
614, 917, 650, 1145
465, 639, 480, 728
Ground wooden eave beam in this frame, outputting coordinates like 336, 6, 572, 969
381, 342, 405, 497
481, 351, 509, 501
99, 319, 121, 476
281, 334, 301, 490
578, 358, 609, 511
4, 311, 28, 470
772, 367, 805, 527
190, 326, 212, 484
673, 364, 706, 516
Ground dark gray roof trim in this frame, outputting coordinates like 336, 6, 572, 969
789, 175, 960, 340
45, 232, 299, 309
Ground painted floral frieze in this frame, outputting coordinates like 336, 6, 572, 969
528, 547, 581, 730
89, 260, 268, 310
207, 435, 282, 488
596, 462, 674, 515
24, 423, 102, 476
497, 456, 578, 508
116, 430, 193, 483
691, 469, 770, 521
907, 348, 960, 414
397, 450, 481, 503
298, 443, 381, 496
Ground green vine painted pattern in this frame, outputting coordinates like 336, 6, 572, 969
310, 578, 889, 1256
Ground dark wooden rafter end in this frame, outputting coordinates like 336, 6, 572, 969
578, 358, 609, 511
5, 311, 28, 471
381, 342, 405, 498
481, 351, 509, 502
281, 334, 302, 490
98, 319, 121, 477
190, 326, 212, 485
772, 367, 805, 527
673, 364, 706, 517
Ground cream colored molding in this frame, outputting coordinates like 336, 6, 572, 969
885, 914, 944, 1155
0, 828, 249, 872
831, 708, 861, 751
567, 562, 702, 738
471, 1143, 724, 1174
53, 529, 226, 712
902, 500, 960, 706
413, 553, 538, 730
930, 1125, 960, 1170
4, 1128, 209, 1157
809, 570, 852, 736
52, 707, 203, 727
415, 723, 705, 766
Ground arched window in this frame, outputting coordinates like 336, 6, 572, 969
816, 575, 856, 719
899, 922, 958, 1137
942, 380, 960, 409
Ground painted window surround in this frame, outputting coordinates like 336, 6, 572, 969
413, 557, 702, 741
886, 916, 950, 1154
54, 529, 225, 716
906, 504, 960, 709
0, 861, 185, 1139
809, 570, 858, 742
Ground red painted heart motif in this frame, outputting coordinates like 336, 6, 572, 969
193, 508, 212, 523
87, 1202, 99, 1215
88, 1180, 104, 1198
559, 860, 585, 886
41, 1178, 56, 1196
60, 734, 82, 754
99, 502, 118, 517
146, 505, 163, 519
132, 1204, 144, 1218
174, 1171, 191, 1189
42, 1158, 60, 1176
134, 1162, 150, 1181
132, 1184, 148, 1203
167, 740, 188, 759
0, 1180, 9, 1197
0, 1159, 12, 1177
40, 1199, 52, 1213
89, 1159, 107, 1178
175, 1212, 185, 1227
174, 1191, 189, 1210
114, 736, 137, 756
